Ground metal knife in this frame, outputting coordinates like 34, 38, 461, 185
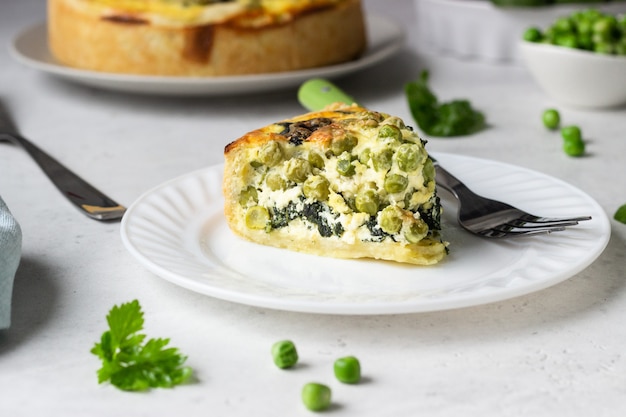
0, 101, 126, 221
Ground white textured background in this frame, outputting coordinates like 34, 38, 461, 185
1, 0, 626, 415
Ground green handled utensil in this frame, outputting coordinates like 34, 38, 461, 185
297, 78, 356, 112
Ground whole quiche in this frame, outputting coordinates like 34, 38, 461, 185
48, 0, 367, 76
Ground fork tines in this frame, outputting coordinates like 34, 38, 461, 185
485, 215, 592, 238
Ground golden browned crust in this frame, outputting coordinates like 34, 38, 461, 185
48, 0, 366, 76
224, 107, 343, 154
222, 104, 448, 266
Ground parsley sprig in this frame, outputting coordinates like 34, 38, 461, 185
405, 71, 486, 137
91, 300, 193, 391
615, 204, 626, 224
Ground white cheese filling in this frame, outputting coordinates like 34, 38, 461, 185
241, 114, 439, 246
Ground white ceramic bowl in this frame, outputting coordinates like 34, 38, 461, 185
414, 0, 626, 64
519, 41, 626, 109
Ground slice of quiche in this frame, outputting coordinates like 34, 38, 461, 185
223, 103, 447, 265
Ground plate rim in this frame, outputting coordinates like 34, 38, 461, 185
120, 152, 611, 315
9, 14, 405, 95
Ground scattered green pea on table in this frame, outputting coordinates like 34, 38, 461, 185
334, 356, 361, 384
561, 125, 585, 157
271, 341, 364, 411
302, 382, 332, 411
272, 340, 299, 369
561, 125, 582, 143
542, 108, 560, 130
562, 139, 585, 157
540, 109, 585, 157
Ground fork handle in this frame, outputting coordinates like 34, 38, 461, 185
2, 132, 126, 221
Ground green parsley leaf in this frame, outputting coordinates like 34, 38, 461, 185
405, 71, 486, 137
91, 300, 192, 391
615, 204, 626, 224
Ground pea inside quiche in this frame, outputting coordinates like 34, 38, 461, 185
223, 103, 447, 265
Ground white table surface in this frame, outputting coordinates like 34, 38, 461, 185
1, 0, 626, 415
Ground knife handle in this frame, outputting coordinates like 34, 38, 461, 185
2, 132, 126, 221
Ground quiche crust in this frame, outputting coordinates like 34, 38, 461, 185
48, 0, 366, 76
223, 104, 447, 266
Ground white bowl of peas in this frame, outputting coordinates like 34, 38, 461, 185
519, 8, 626, 109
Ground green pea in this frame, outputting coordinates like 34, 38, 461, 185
342, 195, 357, 212
330, 134, 358, 156
362, 111, 384, 125
285, 158, 311, 183
593, 17, 617, 41
396, 144, 421, 172
238, 186, 258, 206
257, 141, 283, 167
265, 172, 288, 191
303, 175, 330, 201
404, 219, 428, 243
336, 155, 355, 177
355, 188, 379, 216
542, 109, 560, 130
577, 19, 593, 36
271, 340, 298, 369
422, 158, 435, 184
359, 148, 372, 165
384, 116, 406, 129
384, 173, 408, 194
523, 9, 626, 56
403, 188, 416, 210
377, 124, 402, 142
334, 356, 361, 384
379, 206, 403, 234
542, 27, 556, 44
372, 148, 393, 172
523, 27, 542, 43
563, 138, 585, 157
308, 152, 325, 170
561, 125, 582, 143
594, 42, 614, 54
554, 16, 574, 34
245, 206, 269, 229
555, 34, 578, 49
577, 33, 594, 50
302, 383, 331, 412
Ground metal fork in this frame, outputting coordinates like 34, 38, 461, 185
432, 158, 591, 238
1, 100, 126, 221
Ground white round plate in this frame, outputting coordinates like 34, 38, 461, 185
120, 153, 610, 315
9, 14, 403, 96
